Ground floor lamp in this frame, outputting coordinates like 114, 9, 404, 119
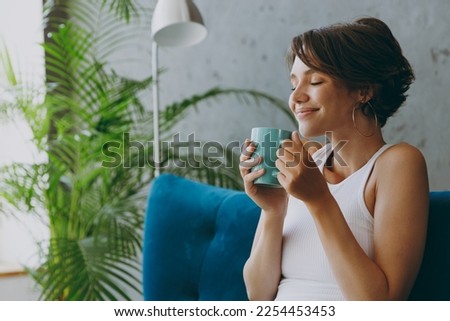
151, 0, 207, 177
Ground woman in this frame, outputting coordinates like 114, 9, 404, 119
240, 17, 429, 301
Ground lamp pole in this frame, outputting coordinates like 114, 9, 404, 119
152, 41, 161, 177
150, 0, 207, 178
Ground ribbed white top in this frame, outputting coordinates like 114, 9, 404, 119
275, 143, 392, 301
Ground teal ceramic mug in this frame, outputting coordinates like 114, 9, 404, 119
250, 127, 292, 187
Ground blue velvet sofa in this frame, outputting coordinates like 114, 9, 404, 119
142, 174, 450, 301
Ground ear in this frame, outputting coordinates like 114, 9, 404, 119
358, 85, 374, 103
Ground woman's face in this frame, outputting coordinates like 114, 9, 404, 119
289, 56, 360, 138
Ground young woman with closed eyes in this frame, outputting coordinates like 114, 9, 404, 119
240, 17, 429, 301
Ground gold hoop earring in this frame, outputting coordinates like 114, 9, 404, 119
352, 101, 378, 137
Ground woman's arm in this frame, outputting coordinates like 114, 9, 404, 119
240, 139, 289, 300
243, 206, 287, 301
307, 143, 429, 300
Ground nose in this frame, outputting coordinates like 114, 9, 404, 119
292, 84, 309, 101
289, 85, 309, 108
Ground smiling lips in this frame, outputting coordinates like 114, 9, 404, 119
295, 107, 320, 120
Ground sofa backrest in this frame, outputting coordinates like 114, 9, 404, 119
142, 174, 450, 301
408, 191, 450, 300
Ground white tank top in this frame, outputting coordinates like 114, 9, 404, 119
275, 143, 392, 301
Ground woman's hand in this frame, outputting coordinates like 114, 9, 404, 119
275, 131, 328, 204
239, 139, 288, 213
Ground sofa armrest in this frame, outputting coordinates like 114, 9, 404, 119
142, 174, 260, 300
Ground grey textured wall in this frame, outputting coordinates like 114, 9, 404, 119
149, 0, 449, 190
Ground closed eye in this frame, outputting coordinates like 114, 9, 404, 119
310, 81, 323, 86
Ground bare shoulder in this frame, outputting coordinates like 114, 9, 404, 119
374, 142, 429, 197
382, 142, 425, 159
377, 142, 427, 173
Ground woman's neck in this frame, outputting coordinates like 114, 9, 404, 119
325, 130, 385, 179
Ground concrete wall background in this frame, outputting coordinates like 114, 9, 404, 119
149, 0, 449, 190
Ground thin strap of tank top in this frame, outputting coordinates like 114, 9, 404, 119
313, 143, 393, 174
363, 144, 393, 171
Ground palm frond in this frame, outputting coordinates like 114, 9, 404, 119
101, 0, 141, 23
0, 163, 44, 215
0, 42, 18, 86
160, 86, 296, 132
31, 237, 141, 300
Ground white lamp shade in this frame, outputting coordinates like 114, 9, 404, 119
151, 0, 207, 47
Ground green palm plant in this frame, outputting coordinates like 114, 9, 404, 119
0, 0, 295, 300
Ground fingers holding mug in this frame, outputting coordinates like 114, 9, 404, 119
239, 139, 260, 178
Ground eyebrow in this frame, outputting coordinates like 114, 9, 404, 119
290, 69, 317, 81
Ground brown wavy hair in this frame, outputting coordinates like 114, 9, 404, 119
287, 17, 415, 127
